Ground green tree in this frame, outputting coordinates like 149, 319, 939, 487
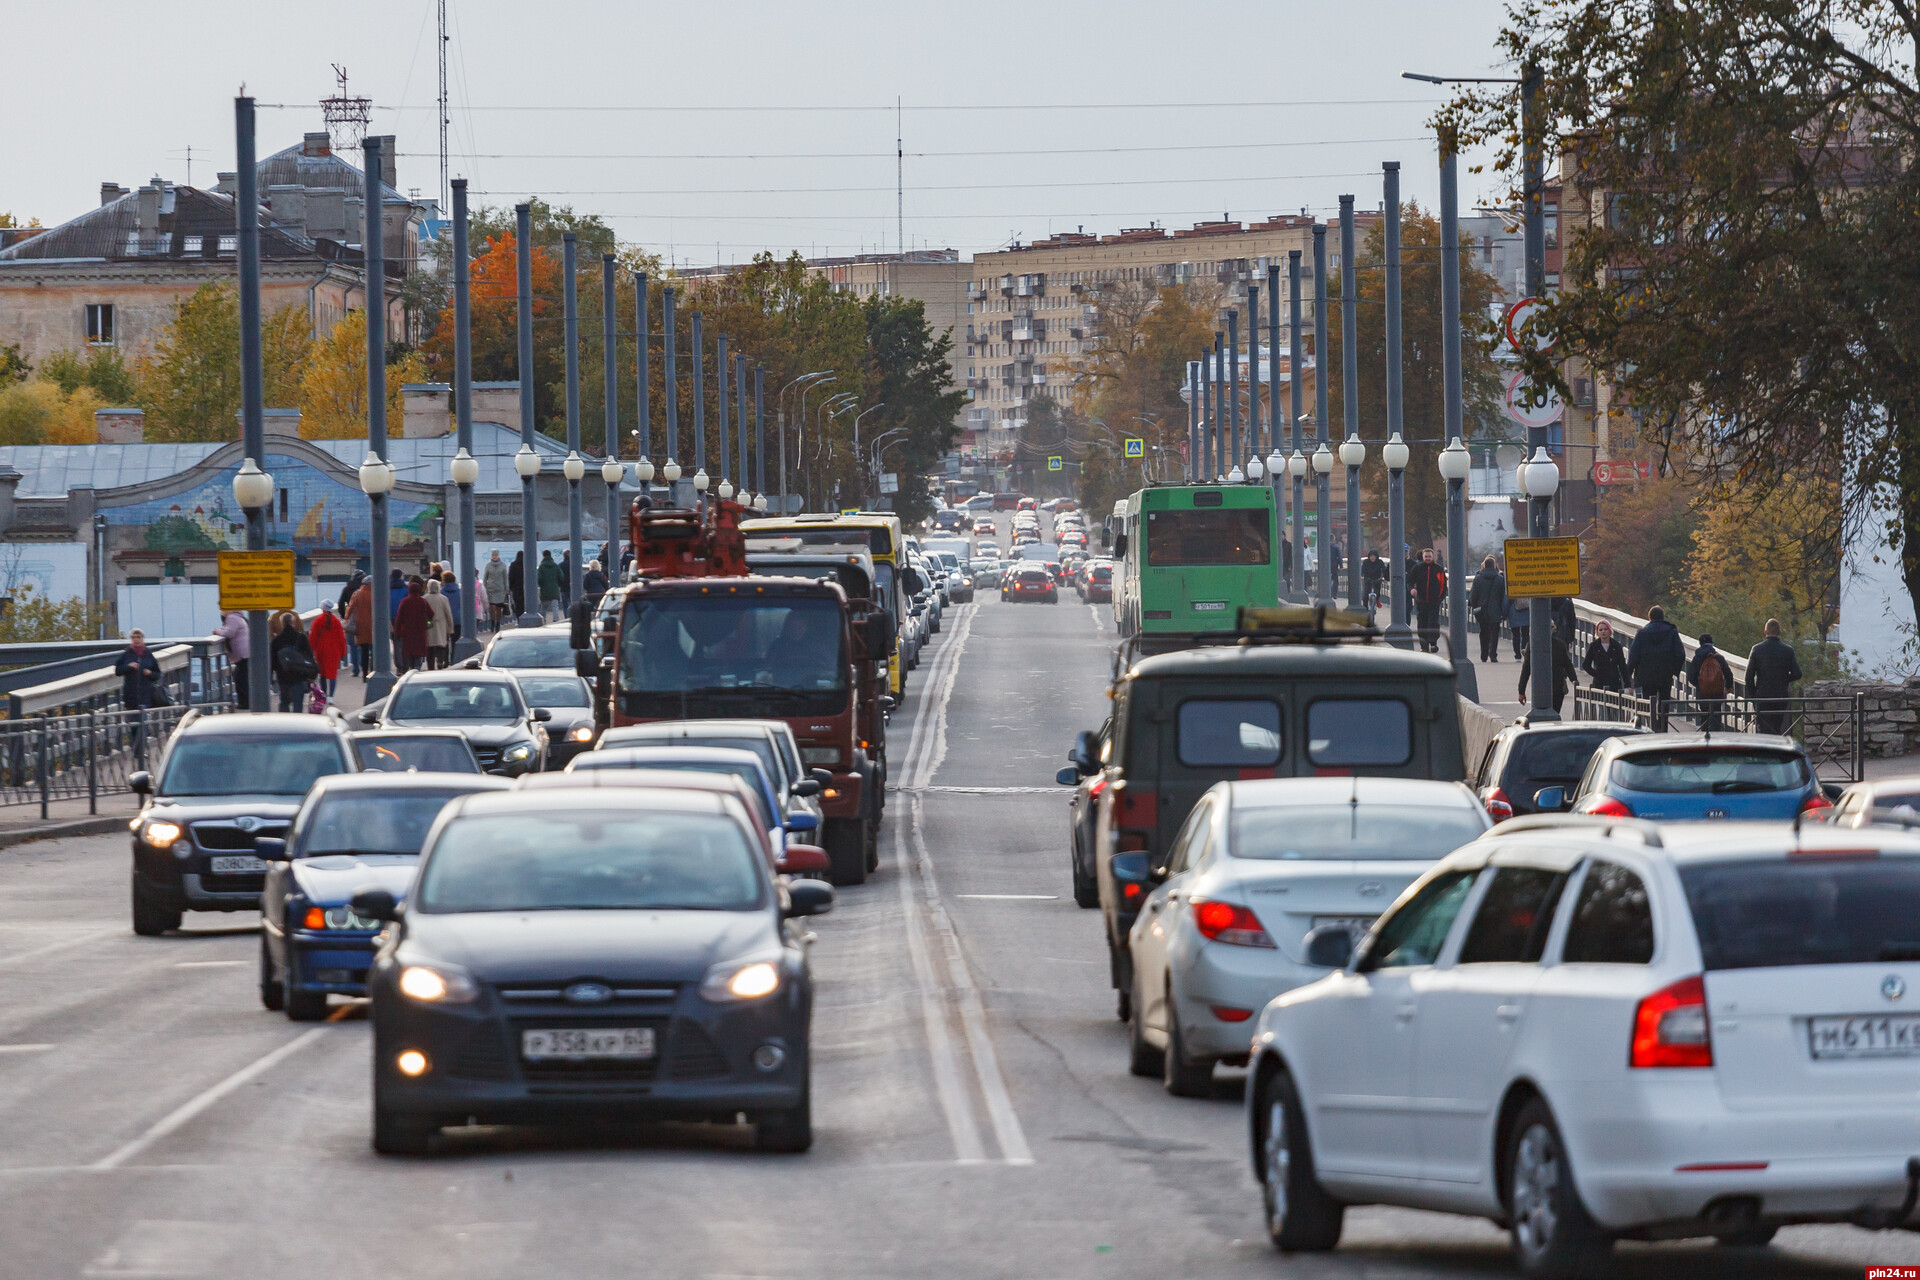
1077, 281, 1219, 500
859, 294, 967, 526
0, 344, 30, 386
135, 283, 310, 441
37, 347, 138, 403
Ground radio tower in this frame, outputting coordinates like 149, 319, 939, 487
437, 0, 451, 215
320, 65, 372, 152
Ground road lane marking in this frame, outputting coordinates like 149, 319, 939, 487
0, 929, 119, 972
894, 786, 1061, 795
173, 960, 246, 968
88, 1028, 329, 1170
957, 894, 1058, 900
0, 1043, 54, 1053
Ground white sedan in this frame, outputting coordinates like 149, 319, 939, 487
1247, 814, 1920, 1278
1126, 777, 1489, 1095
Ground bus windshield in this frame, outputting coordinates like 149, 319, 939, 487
1145, 509, 1271, 566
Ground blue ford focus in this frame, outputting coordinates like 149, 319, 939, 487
257, 772, 511, 1019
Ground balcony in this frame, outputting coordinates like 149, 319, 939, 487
1068, 327, 1085, 339
968, 285, 986, 301
1014, 274, 1044, 297
998, 274, 1014, 294
1011, 326, 1037, 342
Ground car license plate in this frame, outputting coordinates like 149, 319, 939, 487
208, 855, 267, 874
521, 1027, 655, 1061
1807, 1015, 1920, 1059
1312, 915, 1377, 943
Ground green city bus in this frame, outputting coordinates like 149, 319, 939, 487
1112, 484, 1280, 639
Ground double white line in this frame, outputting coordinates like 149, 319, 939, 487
889, 607, 1033, 1166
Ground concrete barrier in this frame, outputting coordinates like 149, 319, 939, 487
1460, 694, 1512, 777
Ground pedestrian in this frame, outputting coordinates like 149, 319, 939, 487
509, 551, 527, 620
395, 577, 432, 671
1410, 548, 1446, 654
1582, 618, 1629, 692
336, 570, 367, 675
483, 550, 509, 631
213, 610, 252, 709
1504, 592, 1530, 661
308, 600, 348, 698
1360, 551, 1387, 614
388, 567, 407, 619
1552, 596, 1577, 648
1469, 555, 1506, 663
537, 550, 563, 621
440, 571, 462, 651
1746, 617, 1805, 736
560, 549, 574, 611
425, 578, 454, 669
1626, 605, 1687, 729
582, 559, 608, 612
471, 575, 490, 636
270, 610, 318, 713
1686, 632, 1736, 732
1518, 632, 1577, 714
347, 575, 375, 680
114, 627, 166, 761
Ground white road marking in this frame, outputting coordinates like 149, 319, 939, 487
957, 895, 1058, 901
88, 1028, 329, 1170
173, 960, 246, 968
895, 786, 1060, 795
0, 929, 118, 972
0, 1043, 55, 1054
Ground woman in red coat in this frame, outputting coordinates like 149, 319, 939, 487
308, 600, 349, 696
394, 577, 432, 671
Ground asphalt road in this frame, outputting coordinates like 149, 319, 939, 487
2, 543, 1918, 1277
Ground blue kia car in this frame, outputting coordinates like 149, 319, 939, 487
256, 772, 511, 1019
1547, 732, 1829, 822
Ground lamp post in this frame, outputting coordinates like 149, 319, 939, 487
233, 96, 271, 713
690, 312, 708, 503
601, 254, 620, 579
1226, 308, 1241, 470
1266, 440, 1286, 596
754, 365, 768, 502
716, 334, 731, 497
513, 203, 539, 628
1246, 281, 1261, 468
852, 402, 887, 503
787, 372, 835, 513
359, 451, 397, 690
1288, 250, 1305, 601
1312, 224, 1333, 603
1185, 361, 1199, 481
512, 443, 542, 626
1520, 447, 1561, 721
451, 179, 481, 657
735, 353, 750, 500
450, 445, 480, 646
1340, 433, 1366, 610
819, 394, 857, 509
1383, 432, 1412, 647
662, 285, 680, 504
1312, 439, 1334, 605
561, 234, 583, 605
1340, 194, 1362, 609
362, 135, 396, 699
1288, 447, 1308, 596
633, 270, 649, 509
1438, 437, 1477, 698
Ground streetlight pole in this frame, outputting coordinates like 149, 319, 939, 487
1439, 130, 1479, 699
1313, 224, 1332, 604
1246, 281, 1261, 466
1521, 448, 1561, 721
735, 353, 750, 499
451, 179, 481, 658
1211, 333, 1224, 479
1341, 195, 1363, 611
1383, 161, 1411, 646
1440, 439, 1476, 697
232, 97, 272, 713
363, 136, 396, 696
634, 271, 649, 499
852, 402, 887, 504
1227, 308, 1241, 474
717, 334, 731, 495
662, 286, 681, 501
1288, 250, 1304, 600
690, 312, 707, 499
793, 374, 836, 512
1186, 361, 1199, 481
514, 203, 540, 628
817, 393, 856, 509
754, 365, 768, 504
1200, 351, 1214, 482
1385, 432, 1412, 646
601, 254, 620, 576
562, 233, 583, 606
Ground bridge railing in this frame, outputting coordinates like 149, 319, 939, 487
1570, 687, 1865, 781
0, 702, 235, 817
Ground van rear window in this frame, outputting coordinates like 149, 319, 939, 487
1177, 700, 1281, 767
1307, 699, 1412, 767
1681, 859, 1920, 970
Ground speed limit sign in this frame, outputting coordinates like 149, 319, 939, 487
1504, 371, 1564, 429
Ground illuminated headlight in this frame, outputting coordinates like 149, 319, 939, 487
568, 725, 594, 743
701, 957, 781, 1002
395, 1050, 430, 1077
500, 743, 535, 763
397, 961, 478, 1003
142, 821, 183, 848
801, 748, 841, 767
321, 905, 384, 931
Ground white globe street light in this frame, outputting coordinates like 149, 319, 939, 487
512, 444, 542, 481
753, 492, 769, 511
692, 469, 710, 492
448, 447, 480, 488
663, 459, 682, 483
1338, 434, 1366, 469
1519, 446, 1560, 498
1266, 447, 1286, 478
1382, 431, 1411, 472
601, 459, 625, 486
1288, 449, 1308, 480
1437, 436, 1471, 483
1227, 465, 1245, 484
718, 478, 735, 499
232, 457, 274, 509
1312, 442, 1334, 476
634, 457, 656, 484
1246, 455, 1265, 481
359, 451, 396, 496
562, 451, 586, 483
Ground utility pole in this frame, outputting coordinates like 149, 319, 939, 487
1341, 195, 1363, 611
1384, 162, 1413, 648
514, 203, 538, 628
754, 366, 767, 499
452, 179, 479, 658
1522, 62, 1558, 720
234, 97, 271, 713
1289, 250, 1304, 601
663, 286, 679, 498
436, 0, 450, 216
897, 97, 904, 259
1440, 130, 1478, 700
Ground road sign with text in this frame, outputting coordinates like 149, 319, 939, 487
1503, 536, 1581, 598
217, 550, 296, 613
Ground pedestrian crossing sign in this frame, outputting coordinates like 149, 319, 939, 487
1047, 456, 1063, 471
1124, 438, 1144, 458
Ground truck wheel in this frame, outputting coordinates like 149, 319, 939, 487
131, 874, 181, 937
865, 821, 880, 873
824, 819, 868, 887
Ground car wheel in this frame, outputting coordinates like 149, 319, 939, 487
1506, 1096, 1613, 1279
259, 936, 285, 1011
756, 1074, 812, 1153
1071, 857, 1098, 909
284, 980, 328, 1022
1258, 1067, 1344, 1252
823, 818, 868, 887
1127, 967, 1162, 1076
1162, 992, 1214, 1097
131, 874, 181, 937
1713, 1226, 1777, 1248
372, 1102, 436, 1156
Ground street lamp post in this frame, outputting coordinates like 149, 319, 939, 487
1313, 223, 1332, 603
601, 254, 620, 578
513, 203, 539, 628
633, 271, 649, 509
1520, 447, 1561, 721
1340, 195, 1363, 609
793, 376, 837, 511
358, 451, 397, 688
735, 353, 750, 501
852, 403, 887, 504
233, 96, 272, 713
1246, 281, 1261, 468
754, 365, 768, 503
1288, 251, 1305, 600
1340, 432, 1366, 611
662, 286, 679, 505
1185, 361, 1199, 481
363, 135, 397, 698
1384, 432, 1413, 647
819, 394, 857, 509
1312, 439, 1334, 606
562, 234, 583, 605
1438, 437, 1477, 699
690, 312, 708, 500
1227, 308, 1241, 471
449, 180, 481, 657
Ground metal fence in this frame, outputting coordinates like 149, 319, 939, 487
1571, 687, 1866, 782
0, 702, 235, 818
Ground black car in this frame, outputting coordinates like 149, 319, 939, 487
257, 772, 510, 1018
356, 787, 833, 1154
1058, 720, 1110, 909
352, 729, 483, 774
1471, 720, 1649, 821
512, 674, 599, 768
359, 670, 550, 776
128, 711, 358, 936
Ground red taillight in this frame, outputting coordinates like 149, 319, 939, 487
1580, 794, 1635, 818
1121, 881, 1143, 902
1799, 792, 1833, 816
1631, 975, 1712, 1068
1210, 1005, 1254, 1022
1087, 777, 1107, 800
1192, 900, 1276, 949
1486, 787, 1514, 822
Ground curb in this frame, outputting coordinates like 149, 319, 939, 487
0, 815, 132, 850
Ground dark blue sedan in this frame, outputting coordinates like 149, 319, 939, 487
256, 772, 511, 1019
1556, 732, 1829, 822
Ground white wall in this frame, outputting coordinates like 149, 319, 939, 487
0, 540, 89, 606
115, 582, 335, 640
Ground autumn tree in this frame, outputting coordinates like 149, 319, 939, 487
0, 382, 101, 445
1673, 475, 1841, 654
858, 294, 967, 526
298, 309, 425, 439
1074, 282, 1218, 511
420, 230, 569, 437
38, 347, 138, 403
135, 283, 310, 441
1580, 473, 1700, 616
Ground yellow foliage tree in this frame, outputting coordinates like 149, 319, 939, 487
134, 283, 312, 440
297, 310, 425, 439
0, 381, 104, 445
1674, 475, 1840, 656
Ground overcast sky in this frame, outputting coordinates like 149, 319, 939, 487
8, 1, 1519, 267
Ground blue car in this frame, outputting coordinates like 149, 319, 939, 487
256, 772, 511, 1019
1550, 732, 1828, 822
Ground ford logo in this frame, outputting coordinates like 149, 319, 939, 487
564, 982, 613, 1005
1356, 881, 1386, 898
1885, 975, 1907, 1002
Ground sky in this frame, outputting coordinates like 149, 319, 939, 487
6, 1, 1520, 268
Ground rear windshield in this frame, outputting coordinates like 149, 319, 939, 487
1681, 858, 1920, 970
571, 756, 775, 827
514, 676, 591, 707
1613, 749, 1807, 794
1308, 699, 1412, 768
303, 790, 474, 855
1178, 700, 1281, 767
597, 733, 781, 789
484, 632, 576, 669
1145, 509, 1270, 567
162, 735, 344, 797
1508, 730, 1618, 784
1231, 804, 1484, 861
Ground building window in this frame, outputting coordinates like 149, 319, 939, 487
182, 235, 203, 254
85, 304, 115, 346
219, 235, 237, 253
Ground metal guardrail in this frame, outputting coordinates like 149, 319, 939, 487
0, 702, 234, 818
1571, 687, 1865, 782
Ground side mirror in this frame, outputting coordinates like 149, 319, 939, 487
1112, 532, 1128, 558
1056, 766, 1081, 786
129, 770, 152, 796
253, 837, 288, 861
1069, 730, 1098, 774
533, 707, 553, 722
880, 695, 897, 712
790, 778, 822, 798
569, 601, 591, 650
349, 888, 400, 922
865, 612, 896, 656
357, 708, 380, 725
785, 810, 821, 833
1110, 852, 1151, 908
1532, 786, 1568, 812
778, 843, 831, 875
810, 768, 834, 786
459, 657, 482, 670
1304, 925, 1355, 970
574, 649, 600, 678
784, 879, 835, 918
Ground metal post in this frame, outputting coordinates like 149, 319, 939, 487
452, 179, 480, 658
1266, 263, 1281, 461
515, 203, 540, 628
1521, 64, 1556, 719
1388, 459, 1410, 645
1227, 309, 1241, 471
1383, 163, 1413, 648
691, 313, 706, 500
234, 98, 272, 714
562, 234, 583, 606
1246, 283, 1260, 461
1440, 134, 1478, 699
602, 254, 620, 578
755, 366, 767, 498
364, 138, 397, 694
1313, 225, 1332, 606
86, 708, 96, 814
663, 286, 679, 492
1186, 361, 1199, 481
1289, 251, 1304, 601
1341, 196, 1363, 611
717, 335, 731, 490
736, 355, 748, 491
1211, 334, 1225, 479
634, 270, 649, 472
1201, 344, 1215, 479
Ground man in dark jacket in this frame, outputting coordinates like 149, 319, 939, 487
1686, 633, 1736, 732
1627, 605, 1687, 728
1746, 617, 1804, 735
1360, 551, 1387, 612
114, 630, 163, 709
1582, 619, 1629, 692
508, 552, 526, 620
1551, 596, 1577, 647
537, 551, 563, 621
1469, 556, 1506, 663
1410, 548, 1447, 653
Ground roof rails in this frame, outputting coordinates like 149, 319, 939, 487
1489, 812, 1665, 848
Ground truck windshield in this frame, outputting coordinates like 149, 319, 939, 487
619, 596, 847, 699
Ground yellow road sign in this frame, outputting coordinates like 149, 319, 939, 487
1047, 456, 1063, 471
1503, 536, 1581, 598
1124, 438, 1144, 458
217, 550, 296, 613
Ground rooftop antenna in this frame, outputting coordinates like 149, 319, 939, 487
896, 95, 904, 261
321, 64, 372, 151
169, 144, 197, 187
437, 0, 451, 215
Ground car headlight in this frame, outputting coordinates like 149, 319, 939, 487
701, 957, 782, 1002
568, 725, 594, 743
501, 743, 535, 763
142, 821, 183, 848
396, 960, 478, 1003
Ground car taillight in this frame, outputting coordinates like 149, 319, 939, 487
1486, 787, 1514, 822
1192, 900, 1277, 949
1799, 792, 1833, 816
1580, 794, 1635, 818
1631, 975, 1712, 1068
1087, 777, 1107, 800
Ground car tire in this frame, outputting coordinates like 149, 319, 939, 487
259, 936, 285, 1011
284, 978, 328, 1022
1506, 1096, 1613, 1279
1127, 968, 1162, 1076
1258, 1067, 1344, 1252
372, 1103, 436, 1156
131, 875, 181, 937
1071, 857, 1098, 909
1161, 993, 1214, 1097
823, 819, 867, 887
1713, 1226, 1777, 1248
756, 1076, 812, 1153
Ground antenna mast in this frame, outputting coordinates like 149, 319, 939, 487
896, 96, 903, 261
321, 64, 372, 151
437, 0, 451, 215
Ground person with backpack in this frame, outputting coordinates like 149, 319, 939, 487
270, 611, 319, 713
1686, 633, 1736, 732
